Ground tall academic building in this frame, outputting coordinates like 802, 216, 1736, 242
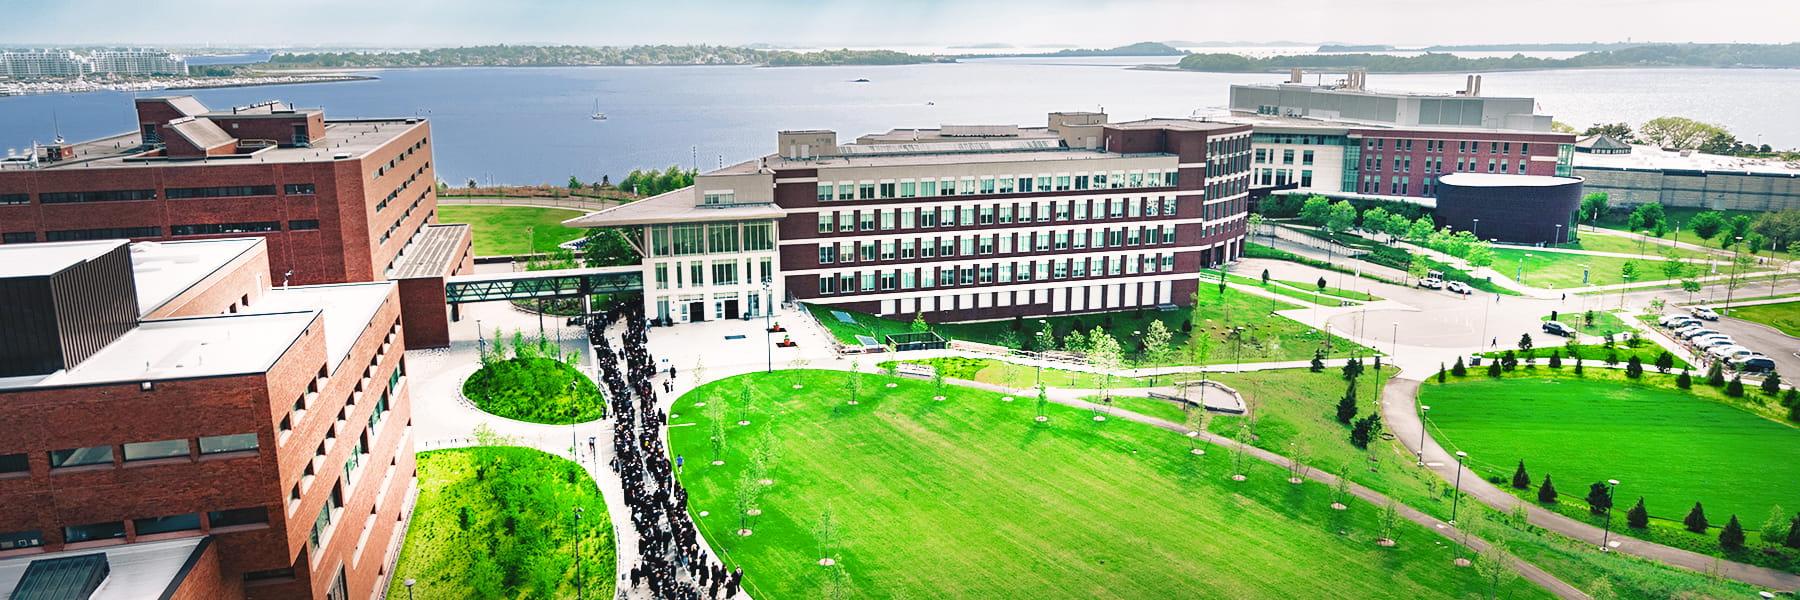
0, 237, 414, 600
569, 111, 1253, 324
0, 95, 459, 287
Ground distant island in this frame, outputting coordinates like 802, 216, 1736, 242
1317, 42, 1655, 53
965, 41, 1187, 58
264, 45, 953, 68
1175, 43, 1800, 73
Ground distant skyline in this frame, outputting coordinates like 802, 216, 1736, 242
3, 0, 1796, 48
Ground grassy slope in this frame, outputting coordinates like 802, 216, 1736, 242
436, 205, 588, 256
388, 447, 615, 599
669, 370, 1550, 599
1201, 367, 1764, 598
1723, 300, 1800, 337
1490, 248, 1704, 289
1421, 372, 1800, 541
1541, 310, 1632, 337
808, 285, 1379, 365
1556, 233, 1716, 261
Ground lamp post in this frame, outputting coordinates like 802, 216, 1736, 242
1416, 405, 1431, 465
1517, 253, 1531, 283
1390, 322, 1398, 359
1033, 331, 1045, 386
574, 507, 585, 599
1725, 236, 1745, 310
1601, 479, 1621, 552
1554, 223, 1564, 245
1471, 218, 1480, 239
1450, 450, 1469, 524
404, 579, 415, 600
762, 278, 773, 373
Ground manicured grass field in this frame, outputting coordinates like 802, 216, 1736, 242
1420, 372, 1800, 527
669, 370, 1549, 599
1542, 310, 1633, 337
462, 356, 604, 424
806, 284, 1378, 365
436, 205, 588, 256
1490, 248, 1705, 289
1276, 279, 1380, 302
388, 447, 614, 599
878, 357, 1162, 390
1556, 233, 1716, 261
1724, 300, 1800, 338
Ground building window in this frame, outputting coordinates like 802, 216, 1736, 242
199, 433, 259, 454
858, 183, 875, 200
859, 212, 875, 231
860, 243, 876, 262
49, 446, 114, 469
711, 261, 739, 286
2, 232, 36, 244
283, 183, 316, 195
288, 220, 320, 231
817, 247, 834, 265
0, 193, 29, 205
45, 227, 161, 242
880, 210, 895, 230
879, 182, 896, 198
171, 222, 280, 236
0, 530, 43, 551
134, 513, 202, 536
208, 507, 269, 529
63, 522, 126, 543
0, 453, 27, 474
166, 185, 277, 199
38, 189, 156, 204
816, 184, 833, 202
123, 439, 189, 462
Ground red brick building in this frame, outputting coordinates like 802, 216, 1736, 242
0, 237, 414, 600
0, 96, 454, 287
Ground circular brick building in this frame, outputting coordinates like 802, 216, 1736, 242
1435, 173, 1583, 245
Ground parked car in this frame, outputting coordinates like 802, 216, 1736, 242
1690, 334, 1734, 347
1690, 307, 1721, 321
1541, 321, 1577, 337
1679, 328, 1720, 340
1736, 356, 1778, 373
1725, 349, 1764, 364
1661, 314, 1699, 328
1445, 281, 1473, 295
1706, 345, 1752, 360
1418, 278, 1445, 289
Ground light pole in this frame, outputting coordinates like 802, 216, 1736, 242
1554, 223, 1563, 246
574, 507, 585, 599
1725, 236, 1745, 309
404, 578, 415, 600
1471, 218, 1480, 239
1390, 322, 1398, 359
1601, 479, 1621, 552
1516, 253, 1531, 283
1450, 450, 1469, 524
1416, 404, 1430, 465
762, 279, 773, 373
1033, 331, 1045, 387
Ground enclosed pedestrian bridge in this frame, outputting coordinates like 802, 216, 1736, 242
443, 265, 643, 304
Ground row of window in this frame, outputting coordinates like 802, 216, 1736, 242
815, 170, 1180, 202
1359, 175, 1446, 197
2, 220, 320, 245
1364, 138, 1532, 155
0, 506, 269, 551
1256, 168, 1316, 189
375, 160, 431, 213
165, 185, 277, 199
816, 224, 1181, 267
816, 196, 1182, 235
816, 253, 1181, 295
0, 432, 259, 476
651, 256, 774, 290
44, 226, 162, 242
647, 222, 775, 257
13, 183, 318, 205
373, 136, 430, 179
1254, 148, 1315, 166
378, 191, 427, 245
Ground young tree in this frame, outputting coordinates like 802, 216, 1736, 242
1537, 474, 1559, 504
1706, 361, 1726, 387
1474, 541, 1518, 600
1341, 356, 1364, 381
911, 312, 931, 334
1299, 195, 1332, 226
1518, 333, 1534, 355
1580, 192, 1610, 224
1335, 379, 1359, 424
1549, 351, 1563, 369
1654, 351, 1674, 374
1331, 464, 1353, 509
1142, 319, 1174, 372
1625, 356, 1644, 378
1501, 350, 1518, 372
1348, 414, 1382, 449
847, 359, 864, 405
1510, 460, 1531, 490
931, 364, 947, 400
1626, 497, 1649, 529
815, 505, 839, 563
1086, 327, 1124, 405
1585, 481, 1614, 515
1310, 349, 1326, 372
1573, 356, 1584, 375
1763, 371, 1783, 395
1486, 361, 1503, 378
708, 402, 728, 462
1034, 380, 1049, 422
1407, 254, 1431, 284
1438, 363, 1448, 384
1720, 514, 1747, 550
1452, 356, 1468, 377
1684, 502, 1710, 533
1063, 329, 1088, 355
1761, 505, 1789, 547
1726, 374, 1746, 397
1676, 368, 1693, 389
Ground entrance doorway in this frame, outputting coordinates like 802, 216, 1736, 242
723, 299, 741, 320
688, 301, 706, 322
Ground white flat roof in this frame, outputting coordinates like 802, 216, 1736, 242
1574, 144, 1800, 177
252, 282, 392, 374
0, 537, 208, 600
1439, 172, 1581, 187
0, 239, 121, 278
0, 311, 316, 390
130, 238, 265, 317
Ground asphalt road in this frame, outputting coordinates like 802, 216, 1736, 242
1707, 316, 1800, 377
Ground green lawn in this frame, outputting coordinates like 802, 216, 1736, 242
877, 357, 1162, 390
388, 447, 615, 599
1276, 279, 1380, 302
1490, 248, 1707, 289
668, 370, 1550, 599
1587, 207, 1762, 238
1723, 300, 1800, 337
436, 205, 588, 256
1556, 233, 1717, 261
1202, 367, 1765, 598
462, 356, 604, 424
1421, 372, 1800, 537
1543, 310, 1633, 337
807, 285, 1379, 365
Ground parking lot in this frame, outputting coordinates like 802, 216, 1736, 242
1654, 310, 1793, 377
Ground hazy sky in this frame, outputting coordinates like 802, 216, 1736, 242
4, 0, 1795, 48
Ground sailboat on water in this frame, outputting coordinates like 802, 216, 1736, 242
591, 99, 607, 121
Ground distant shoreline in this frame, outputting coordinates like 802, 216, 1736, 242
0, 74, 375, 97
1133, 64, 1800, 75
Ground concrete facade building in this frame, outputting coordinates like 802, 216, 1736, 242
569, 112, 1253, 325
1573, 144, 1800, 212
0, 96, 453, 288
0, 49, 188, 77
0, 237, 414, 600
1434, 173, 1585, 244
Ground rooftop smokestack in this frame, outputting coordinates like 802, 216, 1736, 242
1289, 67, 1303, 84
1473, 75, 1483, 97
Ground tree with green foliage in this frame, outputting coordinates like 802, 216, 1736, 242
1720, 514, 1746, 550
1688, 210, 1726, 240
1310, 349, 1325, 372
1790, 400, 1800, 424
1335, 380, 1359, 424
1625, 356, 1644, 378
1437, 363, 1447, 383
1583, 122, 1635, 142
1063, 329, 1087, 355
1087, 327, 1124, 405
1500, 350, 1518, 372
1378, 500, 1401, 546
1142, 319, 1174, 370
1487, 361, 1502, 378
1299, 195, 1332, 226
567, 175, 583, 189
1706, 361, 1725, 386
912, 312, 931, 333
1325, 200, 1357, 235
1627, 202, 1667, 233
1762, 371, 1782, 395
1035, 319, 1054, 351
1640, 116, 1730, 150
1537, 474, 1558, 504
1626, 497, 1649, 529
1452, 356, 1467, 377
1547, 351, 1562, 369
1573, 356, 1584, 375
1580, 192, 1609, 224
1584, 481, 1614, 514
1786, 513, 1800, 549
815, 504, 839, 563
1341, 356, 1364, 381
1407, 215, 1436, 243
1654, 352, 1675, 374
1361, 206, 1391, 236
1473, 540, 1518, 600
1784, 388, 1799, 407
1406, 253, 1431, 284
1348, 413, 1382, 449
1761, 505, 1789, 547
1677, 368, 1693, 389
1685, 502, 1710, 533
1726, 374, 1746, 397
1510, 460, 1530, 489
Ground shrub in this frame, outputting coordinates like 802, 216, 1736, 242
1626, 497, 1649, 529
1720, 515, 1747, 550
1685, 502, 1710, 533
1654, 351, 1674, 374
1585, 481, 1614, 515
1348, 414, 1382, 449
1335, 381, 1358, 425
462, 357, 604, 424
1726, 375, 1746, 397
1706, 361, 1726, 386
1451, 357, 1467, 377
1763, 371, 1782, 395
1437, 363, 1447, 384
1625, 356, 1643, 378
1677, 369, 1692, 389
1548, 351, 1562, 369
1487, 361, 1502, 378
1785, 388, 1799, 407
1537, 475, 1558, 504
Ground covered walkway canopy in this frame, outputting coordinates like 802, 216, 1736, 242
444, 265, 642, 304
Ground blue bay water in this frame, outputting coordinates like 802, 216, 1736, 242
3, 58, 1797, 185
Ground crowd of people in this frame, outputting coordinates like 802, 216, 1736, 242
588, 306, 744, 600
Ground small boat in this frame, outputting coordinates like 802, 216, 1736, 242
851, 78, 871, 83
590, 98, 607, 121
925, 101, 936, 106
